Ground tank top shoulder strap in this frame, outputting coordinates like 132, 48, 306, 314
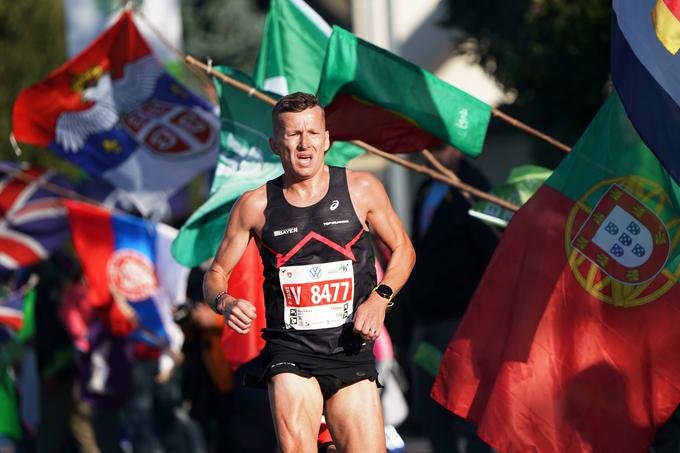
265, 174, 285, 214
328, 165, 347, 193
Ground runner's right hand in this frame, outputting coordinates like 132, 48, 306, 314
222, 298, 257, 334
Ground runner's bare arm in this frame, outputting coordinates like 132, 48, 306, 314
349, 171, 416, 340
203, 188, 266, 334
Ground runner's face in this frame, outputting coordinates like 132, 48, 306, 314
270, 106, 330, 180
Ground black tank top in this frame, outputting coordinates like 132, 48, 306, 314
259, 166, 377, 355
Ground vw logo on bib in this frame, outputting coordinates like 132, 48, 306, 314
309, 266, 322, 279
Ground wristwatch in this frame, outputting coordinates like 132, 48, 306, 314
373, 284, 394, 301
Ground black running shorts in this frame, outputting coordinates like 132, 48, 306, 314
249, 343, 380, 399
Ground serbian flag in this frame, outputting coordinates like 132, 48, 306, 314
432, 93, 680, 452
220, 239, 266, 370
12, 12, 219, 216
316, 26, 491, 157
612, 0, 680, 185
0, 163, 72, 272
64, 200, 188, 347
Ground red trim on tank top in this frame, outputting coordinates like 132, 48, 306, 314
262, 228, 366, 268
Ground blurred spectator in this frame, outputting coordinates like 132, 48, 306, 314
178, 268, 233, 452
180, 267, 277, 453
109, 287, 202, 453
33, 253, 100, 453
399, 145, 498, 453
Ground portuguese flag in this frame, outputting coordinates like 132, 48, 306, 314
316, 26, 492, 157
431, 92, 680, 452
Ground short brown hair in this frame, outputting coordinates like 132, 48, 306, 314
272, 92, 324, 133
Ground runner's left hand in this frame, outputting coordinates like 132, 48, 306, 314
353, 294, 387, 341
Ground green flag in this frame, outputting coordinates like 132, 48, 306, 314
171, 67, 282, 267
252, 0, 363, 165
253, 0, 331, 95
317, 26, 492, 157
0, 369, 20, 441
468, 165, 552, 228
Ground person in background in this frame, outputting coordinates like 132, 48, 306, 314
178, 268, 233, 453
33, 253, 100, 453
400, 145, 498, 453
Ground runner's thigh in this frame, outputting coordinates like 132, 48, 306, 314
268, 373, 324, 453
324, 379, 386, 453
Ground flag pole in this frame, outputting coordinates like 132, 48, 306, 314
181, 55, 519, 211
421, 149, 473, 202
138, 4, 572, 156
491, 109, 571, 153
351, 140, 520, 212
135, 10, 519, 211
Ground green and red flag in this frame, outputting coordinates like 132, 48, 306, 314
316, 26, 492, 157
432, 92, 680, 452
171, 66, 281, 268
253, 0, 331, 95
252, 0, 363, 165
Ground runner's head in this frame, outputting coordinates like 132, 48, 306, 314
269, 92, 330, 180
271, 92, 325, 134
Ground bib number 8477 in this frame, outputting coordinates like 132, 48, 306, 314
283, 278, 353, 307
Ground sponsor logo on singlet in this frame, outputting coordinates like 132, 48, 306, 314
322, 219, 350, 226
329, 200, 340, 211
274, 226, 298, 237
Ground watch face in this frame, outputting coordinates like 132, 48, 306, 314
376, 284, 393, 298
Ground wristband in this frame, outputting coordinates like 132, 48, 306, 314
210, 291, 228, 314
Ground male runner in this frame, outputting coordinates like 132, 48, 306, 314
204, 92, 415, 453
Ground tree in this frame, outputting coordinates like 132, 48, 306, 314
0, 0, 79, 174
182, 0, 265, 73
442, 0, 611, 154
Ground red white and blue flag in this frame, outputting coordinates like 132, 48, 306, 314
65, 200, 188, 347
612, 0, 680, 184
0, 277, 36, 345
0, 288, 30, 332
12, 12, 219, 216
0, 163, 71, 272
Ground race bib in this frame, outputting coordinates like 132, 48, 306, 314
279, 260, 354, 330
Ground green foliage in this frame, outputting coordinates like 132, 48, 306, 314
0, 0, 83, 176
182, 0, 265, 73
443, 0, 611, 148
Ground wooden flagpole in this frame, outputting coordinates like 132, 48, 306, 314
180, 55, 520, 211
144, 8, 539, 212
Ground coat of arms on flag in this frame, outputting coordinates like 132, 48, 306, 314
570, 183, 670, 290
0, 164, 71, 272
11, 11, 219, 216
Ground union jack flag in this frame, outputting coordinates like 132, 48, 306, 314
0, 163, 71, 271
